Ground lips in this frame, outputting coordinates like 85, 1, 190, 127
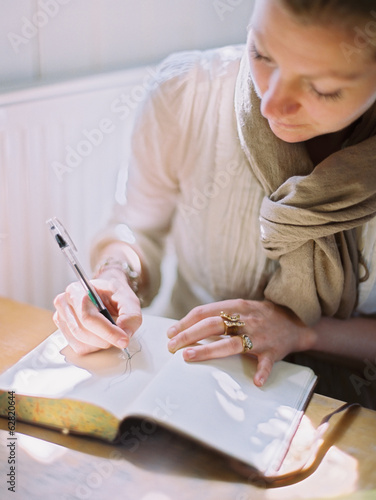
270, 120, 304, 129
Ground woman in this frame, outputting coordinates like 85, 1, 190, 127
54, 0, 376, 408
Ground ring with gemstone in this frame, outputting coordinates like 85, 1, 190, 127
220, 311, 245, 336
241, 334, 253, 352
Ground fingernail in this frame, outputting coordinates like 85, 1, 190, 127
184, 348, 196, 360
167, 326, 177, 338
258, 377, 265, 387
168, 338, 176, 351
117, 337, 129, 349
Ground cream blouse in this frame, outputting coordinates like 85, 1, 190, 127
92, 45, 376, 319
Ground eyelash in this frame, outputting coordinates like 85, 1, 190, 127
250, 45, 271, 63
250, 43, 344, 103
309, 86, 343, 102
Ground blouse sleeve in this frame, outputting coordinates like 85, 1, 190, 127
90, 51, 203, 304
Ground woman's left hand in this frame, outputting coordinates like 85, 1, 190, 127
167, 299, 316, 387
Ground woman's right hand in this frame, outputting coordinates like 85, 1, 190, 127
53, 277, 142, 355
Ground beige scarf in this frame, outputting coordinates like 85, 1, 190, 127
235, 52, 376, 325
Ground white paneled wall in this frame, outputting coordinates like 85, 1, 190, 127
0, 0, 254, 87
0, 67, 148, 309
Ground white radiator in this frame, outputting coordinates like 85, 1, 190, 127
0, 65, 157, 310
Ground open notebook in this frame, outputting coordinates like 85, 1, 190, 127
0, 315, 317, 478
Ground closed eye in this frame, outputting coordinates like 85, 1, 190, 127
310, 85, 343, 102
249, 43, 272, 63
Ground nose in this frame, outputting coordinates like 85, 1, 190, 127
260, 72, 300, 120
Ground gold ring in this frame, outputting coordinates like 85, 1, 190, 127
241, 334, 253, 352
220, 311, 245, 336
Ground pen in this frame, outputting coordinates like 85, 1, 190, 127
46, 217, 130, 359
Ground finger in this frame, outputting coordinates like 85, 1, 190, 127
167, 316, 224, 353
116, 310, 142, 339
167, 301, 244, 339
55, 296, 114, 349
182, 336, 243, 362
54, 311, 109, 355
167, 306, 216, 339
254, 353, 274, 387
109, 279, 143, 335
55, 292, 129, 350
78, 294, 131, 349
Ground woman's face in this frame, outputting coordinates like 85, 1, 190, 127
248, 0, 376, 143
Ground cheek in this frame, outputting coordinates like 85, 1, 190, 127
301, 102, 346, 130
302, 100, 363, 135
303, 102, 334, 122
249, 60, 270, 97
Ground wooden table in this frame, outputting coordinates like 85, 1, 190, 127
0, 297, 375, 500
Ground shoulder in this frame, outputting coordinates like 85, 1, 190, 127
150, 45, 245, 111
156, 44, 244, 84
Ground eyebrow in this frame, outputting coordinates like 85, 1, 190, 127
309, 71, 362, 81
249, 28, 363, 82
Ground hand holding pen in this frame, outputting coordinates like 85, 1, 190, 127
47, 218, 142, 357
